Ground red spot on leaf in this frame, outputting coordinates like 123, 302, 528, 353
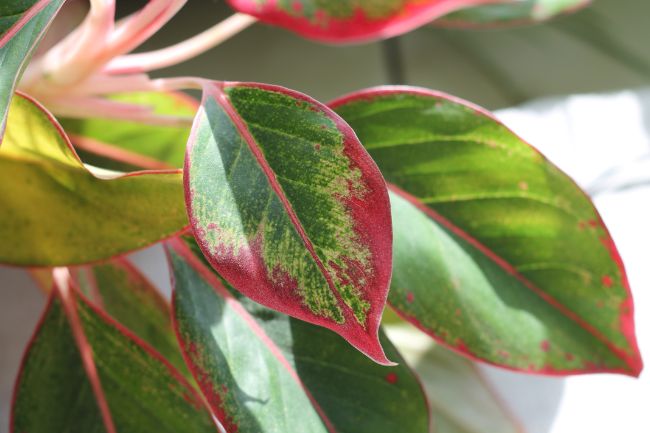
588, 220, 599, 228
540, 340, 550, 352
566, 353, 575, 361
455, 339, 468, 352
385, 372, 398, 384
601, 275, 613, 288
406, 292, 414, 303
518, 181, 528, 191
578, 221, 587, 230
314, 143, 321, 151
291, 1, 303, 13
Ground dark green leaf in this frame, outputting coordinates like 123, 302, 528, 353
11, 280, 218, 433
0, 0, 65, 139
168, 237, 430, 433
331, 86, 642, 376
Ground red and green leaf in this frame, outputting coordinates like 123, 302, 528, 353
435, 0, 590, 29
227, 0, 499, 43
11, 271, 218, 433
331, 86, 643, 376
185, 81, 393, 364
0, 0, 66, 139
167, 237, 430, 433
0, 92, 187, 266
60, 91, 197, 172
71, 258, 188, 375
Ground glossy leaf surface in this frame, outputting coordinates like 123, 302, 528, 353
72, 258, 188, 373
0, 93, 187, 266
11, 280, 217, 433
60, 92, 196, 171
0, 0, 65, 138
185, 82, 392, 364
227, 0, 498, 43
386, 325, 523, 433
331, 87, 642, 375
168, 237, 430, 433
436, 0, 589, 28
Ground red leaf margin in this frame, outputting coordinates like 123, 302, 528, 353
328, 85, 644, 377
10, 268, 218, 433
184, 81, 394, 365
226, 0, 502, 44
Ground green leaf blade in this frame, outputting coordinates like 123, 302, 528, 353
168, 237, 430, 433
60, 91, 196, 171
11, 284, 218, 433
331, 86, 643, 376
185, 82, 393, 364
435, 0, 590, 28
72, 258, 189, 375
0, 0, 65, 139
0, 93, 188, 266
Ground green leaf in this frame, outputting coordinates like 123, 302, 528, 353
226, 0, 499, 43
0, 93, 187, 266
386, 324, 523, 433
435, 0, 589, 28
185, 82, 393, 364
72, 258, 188, 375
11, 278, 218, 433
0, 0, 65, 139
167, 237, 430, 433
60, 91, 196, 171
331, 86, 643, 376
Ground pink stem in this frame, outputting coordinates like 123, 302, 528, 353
107, 0, 187, 58
105, 13, 256, 74
45, 96, 194, 125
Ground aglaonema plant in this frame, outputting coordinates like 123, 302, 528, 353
1, 0, 642, 432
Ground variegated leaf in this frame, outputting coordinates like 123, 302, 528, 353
185, 81, 393, 364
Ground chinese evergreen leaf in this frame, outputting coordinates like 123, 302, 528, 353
71, 258, 188, 374
436, 0, 589, 28
185, 82, 393, 364
0, 0, 66, 139
0, 93, 187, 266
331, 86, 643, 376
386, 324, 523, 433
167, 238, 430, 433
11, 282, 218, 433
60, 92, 196, 171
226, 0, 499, 43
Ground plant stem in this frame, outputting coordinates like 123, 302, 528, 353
105, 13, 257, 74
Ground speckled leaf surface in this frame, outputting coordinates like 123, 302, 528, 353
185, 81, 392, 364
226, 0, 498, 43
0, 93, 187, 266
435, 0, 589, 28
168, 237, 430, 433
71, 258, 188, 374
385, 324, 523, 433
60, 92, 196, 172
11, 281, 218, 433
0, 0, 65, 139
331, 86, 643, 376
